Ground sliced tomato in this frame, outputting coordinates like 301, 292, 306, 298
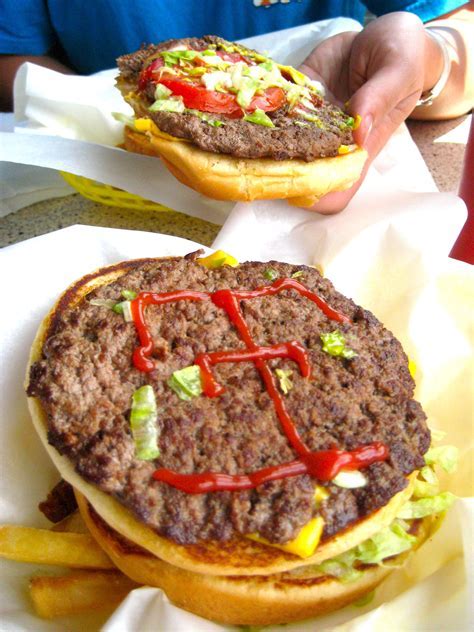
159, 78, 242, 115
248, 87, 285, 112
215, 50, 253, 65
158, 79, 286, 117
138, 58, 165, 92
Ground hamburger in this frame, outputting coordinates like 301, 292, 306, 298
26, 252, 450, 625
115, 36, 367, 206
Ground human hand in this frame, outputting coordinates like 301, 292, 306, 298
299, 12, 439, 214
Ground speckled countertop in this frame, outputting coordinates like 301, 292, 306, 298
0, 116, 469, 249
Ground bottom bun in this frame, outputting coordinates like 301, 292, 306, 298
76, 491, 431, 626
124, 126, 368, 205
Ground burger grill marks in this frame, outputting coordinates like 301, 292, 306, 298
116, 36, 356, 161
28, 258, 430, 545
128, 278, 390, 493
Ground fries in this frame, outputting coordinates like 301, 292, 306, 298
30, 570, 138, 618
0, 525, 114, 569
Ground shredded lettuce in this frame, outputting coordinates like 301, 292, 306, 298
113, 300, 133, 322
320, 330, 357, 360
160, 49, 198, 66
291, 270, 305, 278
130, 385, 160, 460
275, 369, 293, 395
356, 523, 417, 565
236, 77, 259, 109
397, 492, 456, 519
424, 445, 459, 473
89, 298, 117, 309
112, 111, 135, 128
315, 522, 416, 583
264, 268, 278, 281
154, 83, 172, 100
185, 109, 225, 127
311, 443, 457, 584
149, 98, 185, 113
120, 290, 137, 301
243, 109, 274, 128
168, 365, 203, 401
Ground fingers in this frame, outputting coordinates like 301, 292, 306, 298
299, 31, 358, 104
349, 65, 422, 147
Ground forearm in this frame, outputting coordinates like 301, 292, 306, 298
411, 16, 474, 120
0, 55, 75, 111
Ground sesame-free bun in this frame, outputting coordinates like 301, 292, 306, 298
123, 126, 368, 207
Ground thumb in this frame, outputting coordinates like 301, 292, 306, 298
348, 65, 421, 147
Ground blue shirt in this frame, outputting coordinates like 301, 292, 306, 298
0, 0, 464, 75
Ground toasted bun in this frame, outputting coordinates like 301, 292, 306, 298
26, 258, 417, 579
123, 126, 367, 206
76, 491, 401, 626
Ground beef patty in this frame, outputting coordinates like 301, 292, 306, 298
116, 36, 354, 161
27, 255, 430, 545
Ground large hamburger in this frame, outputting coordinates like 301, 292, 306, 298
116, 36, 367, 206
26, 252, 446, 625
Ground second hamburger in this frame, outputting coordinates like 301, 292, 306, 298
116, 36, 367, 206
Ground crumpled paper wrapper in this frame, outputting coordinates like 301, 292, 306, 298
0, 204, 472, 630
0, 16, 437, 221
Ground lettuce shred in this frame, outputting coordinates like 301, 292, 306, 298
312, 443, 458, 583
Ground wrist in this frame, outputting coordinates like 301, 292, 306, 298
417, 28, 451, 107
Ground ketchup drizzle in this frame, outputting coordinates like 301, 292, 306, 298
128, 278, 389, 492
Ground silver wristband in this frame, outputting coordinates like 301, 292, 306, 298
416, 27, 452, 107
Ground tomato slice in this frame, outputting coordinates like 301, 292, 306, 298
159, 78, 242, 115
158, 79, 285, 117
248, 87, 285, 112
215, 50, 254, 65
138, 58, 165, 92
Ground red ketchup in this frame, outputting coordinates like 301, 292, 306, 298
129, 278, 389, 492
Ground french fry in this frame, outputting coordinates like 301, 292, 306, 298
50, 511, 88, 534
30, 570, 138, 618
0, 525, 114, 569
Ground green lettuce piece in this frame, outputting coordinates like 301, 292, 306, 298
413, 465, 439, 498
112, 112, 135, 128
397, 492, 456, 519
154, 83, 172, 100
320, 330, 357, 360
355, 523, 416, 565
275, 369, 293, 395
130, 385, 160, 460
236, 77, 259, 109
264, 268, 278, 281
160, 49, 198, 66
317, 551, 363, 584
149, 98, 185, 113
121, 289, 137, 301
186, 109, 225, 127
89, 298, 117, 309
424, 445, 459, 473
243, 109, 275, 128
168, 365, 203, 401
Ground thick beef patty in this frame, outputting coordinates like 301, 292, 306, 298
116, 36, 354, 161
27, 255, 430, 545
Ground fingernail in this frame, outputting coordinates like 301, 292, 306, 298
361, 114, 373, 146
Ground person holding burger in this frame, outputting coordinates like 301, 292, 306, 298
0, 2, 472, 214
